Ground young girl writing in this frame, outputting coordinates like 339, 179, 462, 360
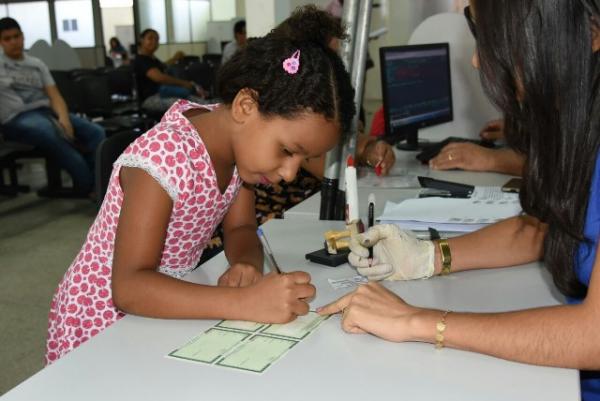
45, 15, 356, 363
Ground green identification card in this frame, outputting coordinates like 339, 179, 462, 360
168, 312, 328, 374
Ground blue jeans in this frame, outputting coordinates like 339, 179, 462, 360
2, 109, 105, 193
159, 85, 193, 99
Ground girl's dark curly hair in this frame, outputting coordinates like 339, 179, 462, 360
271, 4, 348, 45
216, 8, 355, 138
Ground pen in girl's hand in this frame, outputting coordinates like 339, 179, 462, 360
368, 193, 376, 263
257, 228, 282, 274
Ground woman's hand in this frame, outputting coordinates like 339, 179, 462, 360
317, 282, 421, 342
362, 140, 396, 176
349, 224, 435, 281
429, 142, 498, 172
241, 271, 316, 323
218, 263, 262, 287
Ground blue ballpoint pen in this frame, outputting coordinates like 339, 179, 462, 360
257, 228, 282, 274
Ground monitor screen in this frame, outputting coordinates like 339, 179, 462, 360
379, 43, 453, 149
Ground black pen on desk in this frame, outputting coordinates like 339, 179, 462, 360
428, 227, 441, 240
368, 193, 376, 261
257, 228, 282, 274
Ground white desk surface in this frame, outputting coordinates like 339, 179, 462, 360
284, 149, 515, 220
3, 219, 578, 401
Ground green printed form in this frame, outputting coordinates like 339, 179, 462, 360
168, 312, 329, 374
216, 335, 297, 373
261, 312, 327, 340
216, 320, 265, 332
169, 328, 249, 364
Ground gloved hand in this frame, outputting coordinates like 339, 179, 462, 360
349, 224, 435, 281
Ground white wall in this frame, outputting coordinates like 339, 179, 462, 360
101, 6, 134, 50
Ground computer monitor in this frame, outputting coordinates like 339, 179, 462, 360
379, 43, 453, 150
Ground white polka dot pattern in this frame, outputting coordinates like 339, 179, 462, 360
45, 100, 242, 364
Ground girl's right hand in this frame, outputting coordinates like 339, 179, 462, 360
241, 271, 315, 323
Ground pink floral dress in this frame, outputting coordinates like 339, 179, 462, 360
45, 100, 242, 364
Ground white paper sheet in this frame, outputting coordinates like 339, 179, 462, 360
378, 186, 521, 232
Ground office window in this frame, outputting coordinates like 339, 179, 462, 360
172, 0, 210, 43
55, 0, 95, 47
190, 0, 210, 41
6, 2, 51, 49
211, 0, 235, 21
172, 0, 191, 43
138, 0, 167, 44
99, 0, 133, 6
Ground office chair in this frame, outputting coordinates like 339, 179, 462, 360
95, 130, 140, 207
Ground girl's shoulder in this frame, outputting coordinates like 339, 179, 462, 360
117, 100, 219, 183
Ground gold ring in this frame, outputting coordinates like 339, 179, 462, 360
341, 307, 348, 318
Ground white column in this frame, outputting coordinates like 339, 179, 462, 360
244, 0, 291, 37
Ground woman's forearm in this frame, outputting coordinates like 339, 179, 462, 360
433, 216, 546, 274
412, 303, 600, 370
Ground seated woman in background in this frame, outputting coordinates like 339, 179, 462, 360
133, 29, 206, 112
108, 37, 129, 67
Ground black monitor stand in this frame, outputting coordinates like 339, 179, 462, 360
395, 126, 429, 151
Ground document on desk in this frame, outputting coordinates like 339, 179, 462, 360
378, 186, 521, 232
168, 312, 328, 374
357, 168, 421, 188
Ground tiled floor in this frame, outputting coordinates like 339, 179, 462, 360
0, 161, 97, 395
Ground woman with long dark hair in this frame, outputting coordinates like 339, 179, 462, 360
319, 1, 600, 399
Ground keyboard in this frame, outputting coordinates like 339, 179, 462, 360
415, 137, 496, 164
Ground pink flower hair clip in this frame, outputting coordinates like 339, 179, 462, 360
282, 50, 301, 75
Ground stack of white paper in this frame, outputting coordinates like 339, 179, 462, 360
377, 187, 522, 232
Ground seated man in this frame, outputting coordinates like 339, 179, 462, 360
0, 17, 105, 196
221, 20, 247, 65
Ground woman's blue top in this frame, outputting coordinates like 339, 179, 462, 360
573, 155, 600, 400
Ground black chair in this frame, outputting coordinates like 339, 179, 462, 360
202, 53, 222, 68
0, 128, 88, 198
185, 61, 217, 97
107, 65, 135, 98
95, 130, 140, 206
51, 70, 85, 114
0, 130, 35, 196
178, 55, 201, 67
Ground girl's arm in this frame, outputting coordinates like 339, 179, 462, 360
219, 184, 264, 287
112, 167, 315, 323
432, 215, 547, 275
320, 242, 600, 370
145, 67, 194, 90
112, 167, 244, 319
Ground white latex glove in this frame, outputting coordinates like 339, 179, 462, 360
349, 224, 435, 281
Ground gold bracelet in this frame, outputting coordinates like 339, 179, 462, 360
438, 239, 452, 275
435, 310, 451, 349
